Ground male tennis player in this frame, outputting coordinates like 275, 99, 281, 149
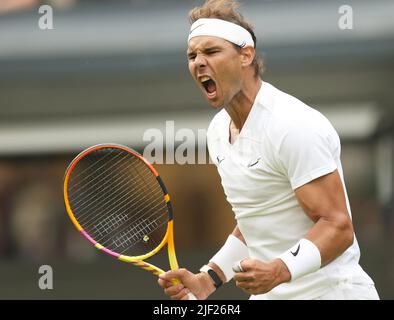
158, 0, 379, 300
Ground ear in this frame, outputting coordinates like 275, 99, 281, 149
240, 46, 255, 68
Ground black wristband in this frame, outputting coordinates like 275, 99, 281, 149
200, 265, 223, 289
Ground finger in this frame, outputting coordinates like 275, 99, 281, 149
236, 280, 256, 294
164, 284, 185, 296
237, 282, 251, 294
158, 278, 173, 289
233, 272, 253, 282
232, 259, 245, 273
236, 258, 254, 272
159, 269, 188, 282
235, 280, 249, 289
171, 287, 190, 300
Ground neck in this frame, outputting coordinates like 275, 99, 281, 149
224, 77, 262, 130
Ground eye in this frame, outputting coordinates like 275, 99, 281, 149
206, 49, 219, 55
188, 54, 196, 61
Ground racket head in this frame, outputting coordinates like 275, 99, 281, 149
63, 143, 174, 262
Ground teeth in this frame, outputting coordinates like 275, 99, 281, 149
200, 76, 210, 82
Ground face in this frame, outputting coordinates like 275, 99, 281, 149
187, 36, 244, 109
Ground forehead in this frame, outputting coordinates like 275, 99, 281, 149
187, 36, 233, 52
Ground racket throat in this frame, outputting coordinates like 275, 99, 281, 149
167, 221, 180, 270
130, 260, 165, 276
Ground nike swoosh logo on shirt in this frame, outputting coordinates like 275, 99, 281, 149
291, 244, 300, 257
247, 158, 261, 167
217, 156, 225, 164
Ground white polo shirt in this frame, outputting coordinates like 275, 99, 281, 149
207, 81, 374, 299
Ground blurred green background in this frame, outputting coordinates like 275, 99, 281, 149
0, 0, 393, 299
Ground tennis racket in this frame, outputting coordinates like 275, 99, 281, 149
63, 143, 197, 299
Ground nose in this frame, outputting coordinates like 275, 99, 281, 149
194, 53, 207, 68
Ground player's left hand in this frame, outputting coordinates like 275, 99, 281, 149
233, 258, 291, 295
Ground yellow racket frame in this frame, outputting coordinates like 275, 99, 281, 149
63, 144, 181, 280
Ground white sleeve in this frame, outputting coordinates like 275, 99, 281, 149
277, 122, 338, 190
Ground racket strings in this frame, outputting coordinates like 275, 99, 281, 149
120, 158, 167, 247
69, 152, 124, 196
69, 152, 160, 220
92, 202, 168, 246
69, 153, 159, 214
74, 190, 167, 254
109, 213, 169, 252
68, 147, 118, 187
69, 152, 132, 206
86, 194, 165, 240
75, 167, 164, 226
67, 147, 170, 256
72, 163, 167, 239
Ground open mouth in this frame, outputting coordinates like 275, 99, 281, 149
200, 76, 217, 98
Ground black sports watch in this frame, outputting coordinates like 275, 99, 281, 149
199, 265, 223, 289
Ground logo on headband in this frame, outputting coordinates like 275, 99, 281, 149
239, 41, 246, 48
189, 23, 205, 35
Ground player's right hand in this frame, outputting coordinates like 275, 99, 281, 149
158, 268, 215, 300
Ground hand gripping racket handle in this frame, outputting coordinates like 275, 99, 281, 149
171, 278, 198, 300
130, 260, 198, 299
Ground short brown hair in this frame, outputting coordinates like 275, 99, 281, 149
189, 0, 264, 77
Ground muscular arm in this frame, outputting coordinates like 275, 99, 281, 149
295, 169, 354, 266
233, 170, 355, 295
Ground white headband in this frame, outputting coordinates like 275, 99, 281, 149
188, 18, 254, 48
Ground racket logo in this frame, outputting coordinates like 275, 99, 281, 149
112, 218, 160, 248
94, 213, 128, 236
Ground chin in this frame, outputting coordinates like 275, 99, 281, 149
208, 101, 223, 110
205, 96, 223, 109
